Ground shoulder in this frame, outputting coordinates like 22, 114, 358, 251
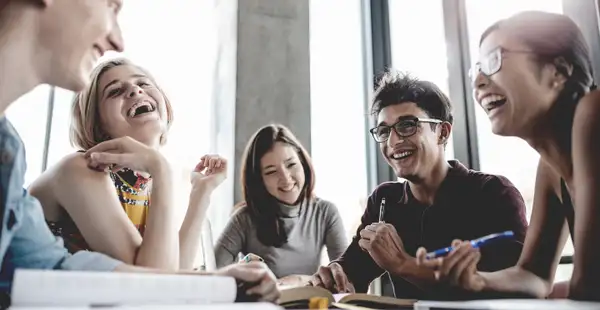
312, 197, 341, 218
573, 91, 600, 144
229, 205, 255, 228
370, 180, 405, 201
460, 165, 519, 194
51, 153, 114, 192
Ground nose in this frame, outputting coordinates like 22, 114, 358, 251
386, 127, 404, 148
127, 86, 143, 98
472, 69, 489, 90
107, 19, 124, 53
278, 169, 293, 183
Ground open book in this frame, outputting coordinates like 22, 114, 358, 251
11, 269, 279, 308
414, 299, 600, 310
278, 285, 415, 309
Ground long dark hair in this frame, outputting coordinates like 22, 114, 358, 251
240, 124, 315, 247
480, 11, 596, 150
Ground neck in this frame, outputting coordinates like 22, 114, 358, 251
0, 7, 43, 116
409, 157, 450, 205
524, 125, 572, 180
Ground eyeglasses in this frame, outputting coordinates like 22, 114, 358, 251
469, 47, 534, 83
369, 117, 442, 143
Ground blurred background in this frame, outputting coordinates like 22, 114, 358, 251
11, 0, 600, 295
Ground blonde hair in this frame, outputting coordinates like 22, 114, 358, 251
70, 58, 174, 150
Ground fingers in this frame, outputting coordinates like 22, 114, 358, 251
87, 152, 134, 170
438, 242, 476, 281
247, 274, 280, 303
358, 238, 370, 252
415, 247, 441, 269
316, 266, 335, 291
359, 228, 375, 240
85, 136, 131, 155
456, 251, 481, 287
330, 263, 352, 293
197, 155, 227, 174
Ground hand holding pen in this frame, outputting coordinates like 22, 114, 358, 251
413, 232, 514, 292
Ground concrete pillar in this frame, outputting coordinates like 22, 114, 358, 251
232, 0, 311, 204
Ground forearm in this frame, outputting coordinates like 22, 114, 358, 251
136, 163, 179, 270
479, 266, 551, 298
179, 186, 213, 269
392, 256, 437, 289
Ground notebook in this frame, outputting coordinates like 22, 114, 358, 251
11, 269, 263, 308
414, 299, 600, 310
278, 285, 415, 309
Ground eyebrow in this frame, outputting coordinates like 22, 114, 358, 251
263, 157, 295, 170
102, 74, 147, 96
377, 115, 416, 127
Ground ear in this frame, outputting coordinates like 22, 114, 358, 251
438, 122, 452, 145
552, 57, 574, 87
40, 0, 53, 7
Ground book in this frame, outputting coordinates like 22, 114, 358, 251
414, 299, 600, 310
11, 269, 279, 308
278, 285, 416, 309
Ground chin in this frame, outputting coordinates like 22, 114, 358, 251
56, 71, 89, 93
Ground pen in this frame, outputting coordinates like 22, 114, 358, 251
425, 230, 514, 259
378, 198, 386, 223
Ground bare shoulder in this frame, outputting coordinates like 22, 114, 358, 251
52, 152, 109, 182
575, 90, 600, 125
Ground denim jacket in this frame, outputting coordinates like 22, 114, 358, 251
0, 117, 121, 293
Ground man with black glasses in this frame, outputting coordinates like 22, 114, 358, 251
309, 71, 528, 300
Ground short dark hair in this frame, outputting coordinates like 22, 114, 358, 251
240, 124, 315, 247
370, 70, 453, 125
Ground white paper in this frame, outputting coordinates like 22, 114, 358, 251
415, 299, 600, 310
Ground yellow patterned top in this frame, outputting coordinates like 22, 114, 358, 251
47, 168, 151, 253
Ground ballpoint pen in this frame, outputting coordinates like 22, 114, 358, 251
378, 198, 386, 223
425, 230, 514, 259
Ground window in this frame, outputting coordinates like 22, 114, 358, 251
464, 0, 571, 281
310, 0, 370, 251
47, 0, 224, 268
6, 85, 51, 187
388, 0, 454, 160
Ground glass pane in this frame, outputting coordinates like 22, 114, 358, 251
389, 0, 454, 160
464, 0, 571, 281
310, 0, 369, 260
6, 85, 51, 187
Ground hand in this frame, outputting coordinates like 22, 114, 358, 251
239, 253, 264, 264
215, 262, 280, 303
358, 223, 407, 272
190, 154, 227, 190
416, 239, 485, 292
85, 136, 165, 174
308, 263, 355, 293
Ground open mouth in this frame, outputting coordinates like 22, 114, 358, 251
390, 151, 414, 161
128, 101, 156, 118
481, 94, 507, 112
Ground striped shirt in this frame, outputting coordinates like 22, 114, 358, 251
47, 168, 151, 253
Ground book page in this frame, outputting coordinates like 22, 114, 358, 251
415, 299, 600, 310
11, 269, 237, 307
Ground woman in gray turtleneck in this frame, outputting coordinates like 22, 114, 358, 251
214, 124, 348, 283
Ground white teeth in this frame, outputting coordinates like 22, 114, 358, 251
391, 151, 413, 160
280, 184, 295, 192
128, 101, 154, 118
481, 95, 506, 107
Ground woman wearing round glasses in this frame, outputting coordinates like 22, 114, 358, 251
416, 11, 599, 301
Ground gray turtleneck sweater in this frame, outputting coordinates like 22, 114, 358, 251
214, 198, 348, 278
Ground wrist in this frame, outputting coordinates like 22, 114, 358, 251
392, 253, 412, 276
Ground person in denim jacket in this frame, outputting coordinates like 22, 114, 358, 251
0, 0, 279, 303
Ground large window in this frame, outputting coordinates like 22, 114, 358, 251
6, 85, 52, 187
388, 0, 454, 160
464, 0, 571, 281
310, 0, 370, 246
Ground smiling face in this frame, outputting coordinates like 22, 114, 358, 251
377, 102, 450, 181
96, 64, 169, 146
473, 28, 565, 138
38, 0, 124, 91
260, 142, 306, 205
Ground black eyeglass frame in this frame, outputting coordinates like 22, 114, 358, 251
369, 116, 443, 143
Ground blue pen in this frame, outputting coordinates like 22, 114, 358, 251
425, 230, 514, 259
